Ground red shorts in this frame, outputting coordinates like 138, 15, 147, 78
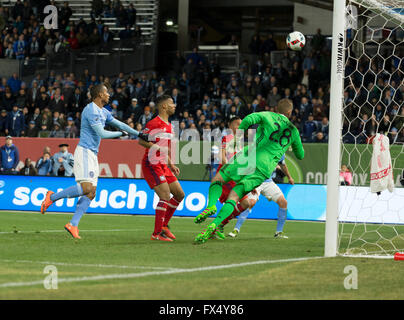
142, 158, 177, 189
219, 180, 236, 203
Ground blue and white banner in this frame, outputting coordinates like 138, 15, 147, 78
0, 175, 327, 221
0, 175, 402, 223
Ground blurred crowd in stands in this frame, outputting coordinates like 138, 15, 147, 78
1, 43, 403, 144
0, 0, 141, 61
0, 135, 75, 176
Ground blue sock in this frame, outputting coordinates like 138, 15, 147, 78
276, 208, 287, 233
70, 196, 92, 227
235, 209, 250, 231
50, 184, 83, 202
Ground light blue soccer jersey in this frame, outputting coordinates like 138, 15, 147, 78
264, 154, 286, 183
78, 102, 114, 155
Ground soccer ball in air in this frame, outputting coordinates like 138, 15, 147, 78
286, 31, 306, 51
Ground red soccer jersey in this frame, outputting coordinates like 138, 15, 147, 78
222, 134, 236, 162
216, 133, 238, 174
141, 115, 174, 165
216, 134, 240, 203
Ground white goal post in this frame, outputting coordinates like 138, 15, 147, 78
325, 0, 346, 258
325, 0, 404, 257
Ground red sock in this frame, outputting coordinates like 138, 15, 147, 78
154, 200, 168, 235
163, 197, 181, 227
221, 202, 245, 226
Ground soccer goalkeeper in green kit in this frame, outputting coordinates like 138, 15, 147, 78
194, 98, 305, 244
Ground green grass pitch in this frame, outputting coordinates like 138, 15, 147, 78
0, 210, 403, 299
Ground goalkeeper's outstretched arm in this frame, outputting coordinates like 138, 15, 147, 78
291, 127, 304, 160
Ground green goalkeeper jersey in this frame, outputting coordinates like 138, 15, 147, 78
237, 111, 304, 178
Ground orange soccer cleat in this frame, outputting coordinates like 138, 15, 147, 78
162, 226, 176, 240
41, 190, 54, 214
151, 232, 173, 242
64, 223, 81, 239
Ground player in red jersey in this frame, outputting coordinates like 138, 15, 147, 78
217, 117, 242, 204
138, 95, 185, 242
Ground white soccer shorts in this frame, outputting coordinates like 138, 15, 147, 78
73, 145, 99, 186
246, 180, 283, 203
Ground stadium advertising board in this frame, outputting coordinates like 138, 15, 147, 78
1, 138, 402, 186
0, 137, 144, 179
1, 175, 403, 223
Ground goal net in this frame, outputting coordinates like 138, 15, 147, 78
334, 0, 404, 257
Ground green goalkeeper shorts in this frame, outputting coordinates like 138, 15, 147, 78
219, 161, 268, 199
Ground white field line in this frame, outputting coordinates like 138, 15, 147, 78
0, 228, 201, 235
0, 210, 326, 224
0, 210, 142, 216
0, 229, 142, 235
0, 228, 275, 237
0, 259, 182, 271
0, 256, 324, 288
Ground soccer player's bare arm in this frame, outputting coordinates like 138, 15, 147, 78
138, 137, 168, 155
138, 137, 153, 149
138, 138, 178, 175
279, 162, 294, 184
221, 147, 227, 165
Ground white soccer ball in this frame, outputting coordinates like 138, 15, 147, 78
286, 31, 306, 51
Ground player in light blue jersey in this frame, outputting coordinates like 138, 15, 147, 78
40, 83, 140, 239
217, 154, 294, 239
